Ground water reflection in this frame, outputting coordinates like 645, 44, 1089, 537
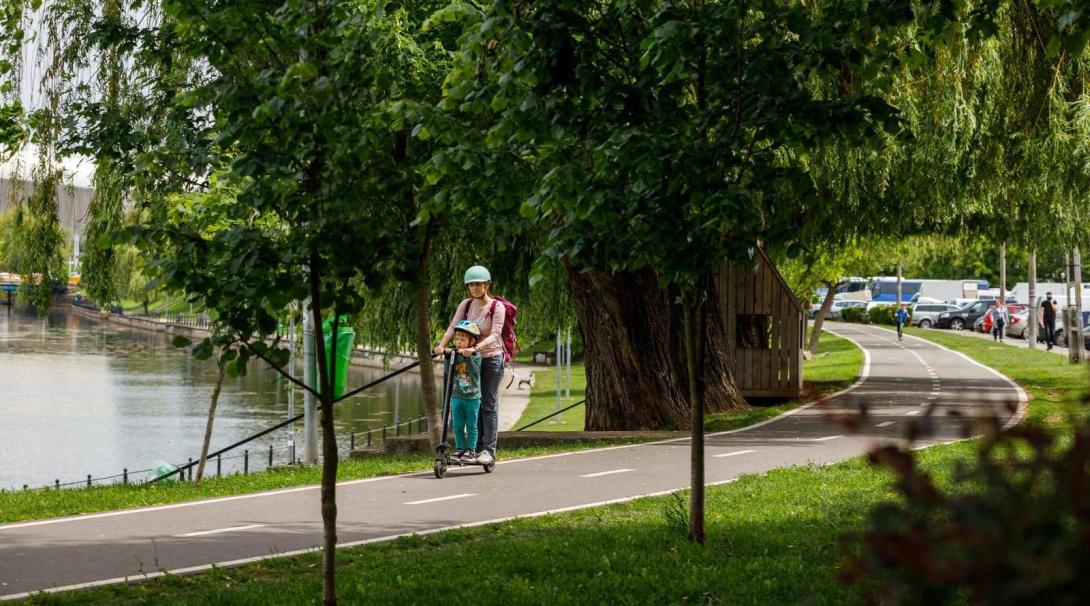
0, 306, 426, 489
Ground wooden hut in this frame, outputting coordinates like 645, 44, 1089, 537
716, 247, 804, 399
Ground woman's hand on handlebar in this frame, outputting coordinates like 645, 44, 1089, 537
433, 345, 446, 356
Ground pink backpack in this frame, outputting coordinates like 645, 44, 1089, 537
461, 296, 519, 364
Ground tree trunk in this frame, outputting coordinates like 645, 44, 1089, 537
684, 289, 706, 544
414, 224, 442, 450
807, 282, 840, 356
566, 266, 745, 431
194, 363, 227, 483
308, 264, 338, 606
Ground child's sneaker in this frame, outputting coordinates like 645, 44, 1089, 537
462, 450, 477, 462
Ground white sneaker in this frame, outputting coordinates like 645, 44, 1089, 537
476, 450, 494, 465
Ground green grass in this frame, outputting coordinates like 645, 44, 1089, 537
514, 362, 587, 431
20, 329, 1084, 605
0, 441, 650, 525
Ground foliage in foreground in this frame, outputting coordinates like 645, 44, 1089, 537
847, 421, 1090, 605
842, 328, 1090, 604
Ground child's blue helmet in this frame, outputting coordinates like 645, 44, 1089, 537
454, 320, 481, 337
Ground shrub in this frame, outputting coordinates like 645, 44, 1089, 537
843, 422, 1090, 604
868, 305, 907, 326
841, 307, 869, 323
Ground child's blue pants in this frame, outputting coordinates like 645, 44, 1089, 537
451, 396, 481, 451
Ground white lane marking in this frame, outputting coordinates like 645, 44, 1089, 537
404, 493, 476, 506
580, 468, 635, 478
714, 450, 757, 458
905, 410, 921, 416
814, 435, 842, 442
174, 524, 266, 538
875, 421, 894, 427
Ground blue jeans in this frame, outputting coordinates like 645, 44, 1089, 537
451, 396, 480, 451
476, 356, 503, 456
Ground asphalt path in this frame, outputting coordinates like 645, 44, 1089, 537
0, 323, 1026, 601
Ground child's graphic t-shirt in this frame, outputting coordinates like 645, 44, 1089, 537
452, 352, 483, 399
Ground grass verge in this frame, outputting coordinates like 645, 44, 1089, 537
23, 325, 1085, 605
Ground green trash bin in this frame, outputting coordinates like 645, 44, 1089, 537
316, 317, 355, 398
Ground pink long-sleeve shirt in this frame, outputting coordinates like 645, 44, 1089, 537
441, 297, 506, 359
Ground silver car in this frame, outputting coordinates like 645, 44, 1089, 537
828, 300, 867, 320
911, 303, 961, 328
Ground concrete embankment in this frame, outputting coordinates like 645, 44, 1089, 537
67, 303, 434, 373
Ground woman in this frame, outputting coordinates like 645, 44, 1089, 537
434, 265, 506, 465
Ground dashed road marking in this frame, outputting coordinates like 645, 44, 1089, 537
813, 435, 843, 442
905, 410, 921, 416
405, 494, 476, 505
580, 469, 636, 478
714, 450, 757, 458
876, 421, 894, 427
175, 524, 267, 538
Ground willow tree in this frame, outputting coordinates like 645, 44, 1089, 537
882, 2, 1090, 265
439, 0, 956, 540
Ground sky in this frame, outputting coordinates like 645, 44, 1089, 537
3, 2, 97, 188
1, 148, 96, 188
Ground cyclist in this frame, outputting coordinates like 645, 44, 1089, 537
895, 303, 910, 341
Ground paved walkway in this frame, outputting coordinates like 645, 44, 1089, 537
0, 324, 1025, 601
497, 363, 536, 431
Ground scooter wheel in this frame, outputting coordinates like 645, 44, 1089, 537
483, 462, 495, 473
434, 460, 446, 479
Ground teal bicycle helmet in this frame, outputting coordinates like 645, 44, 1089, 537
454, 320, 481, 337
463, 265, 491, 284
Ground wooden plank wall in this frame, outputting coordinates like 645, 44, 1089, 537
716, 250, 803, 398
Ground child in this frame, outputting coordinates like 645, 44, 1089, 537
448, 320, 483, 461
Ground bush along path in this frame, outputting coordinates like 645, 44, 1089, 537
0, 323, 1022, 601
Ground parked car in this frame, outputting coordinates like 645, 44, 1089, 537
911, 303, 961, 328
828, 300, 867, 320
934, 299, 992, 330
1006, 309, 1031, 339
1053, 311, 1090, 349
974, 315, 988, 333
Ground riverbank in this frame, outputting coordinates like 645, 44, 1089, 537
16, 324, 1073, 605
68, 302, 436, 373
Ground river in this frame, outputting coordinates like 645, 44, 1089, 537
0, 306, 426, 490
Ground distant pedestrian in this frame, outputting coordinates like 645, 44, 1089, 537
1040, 292, 1058, 350
989, 301, 1008, 342
895, 304, 910, 341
